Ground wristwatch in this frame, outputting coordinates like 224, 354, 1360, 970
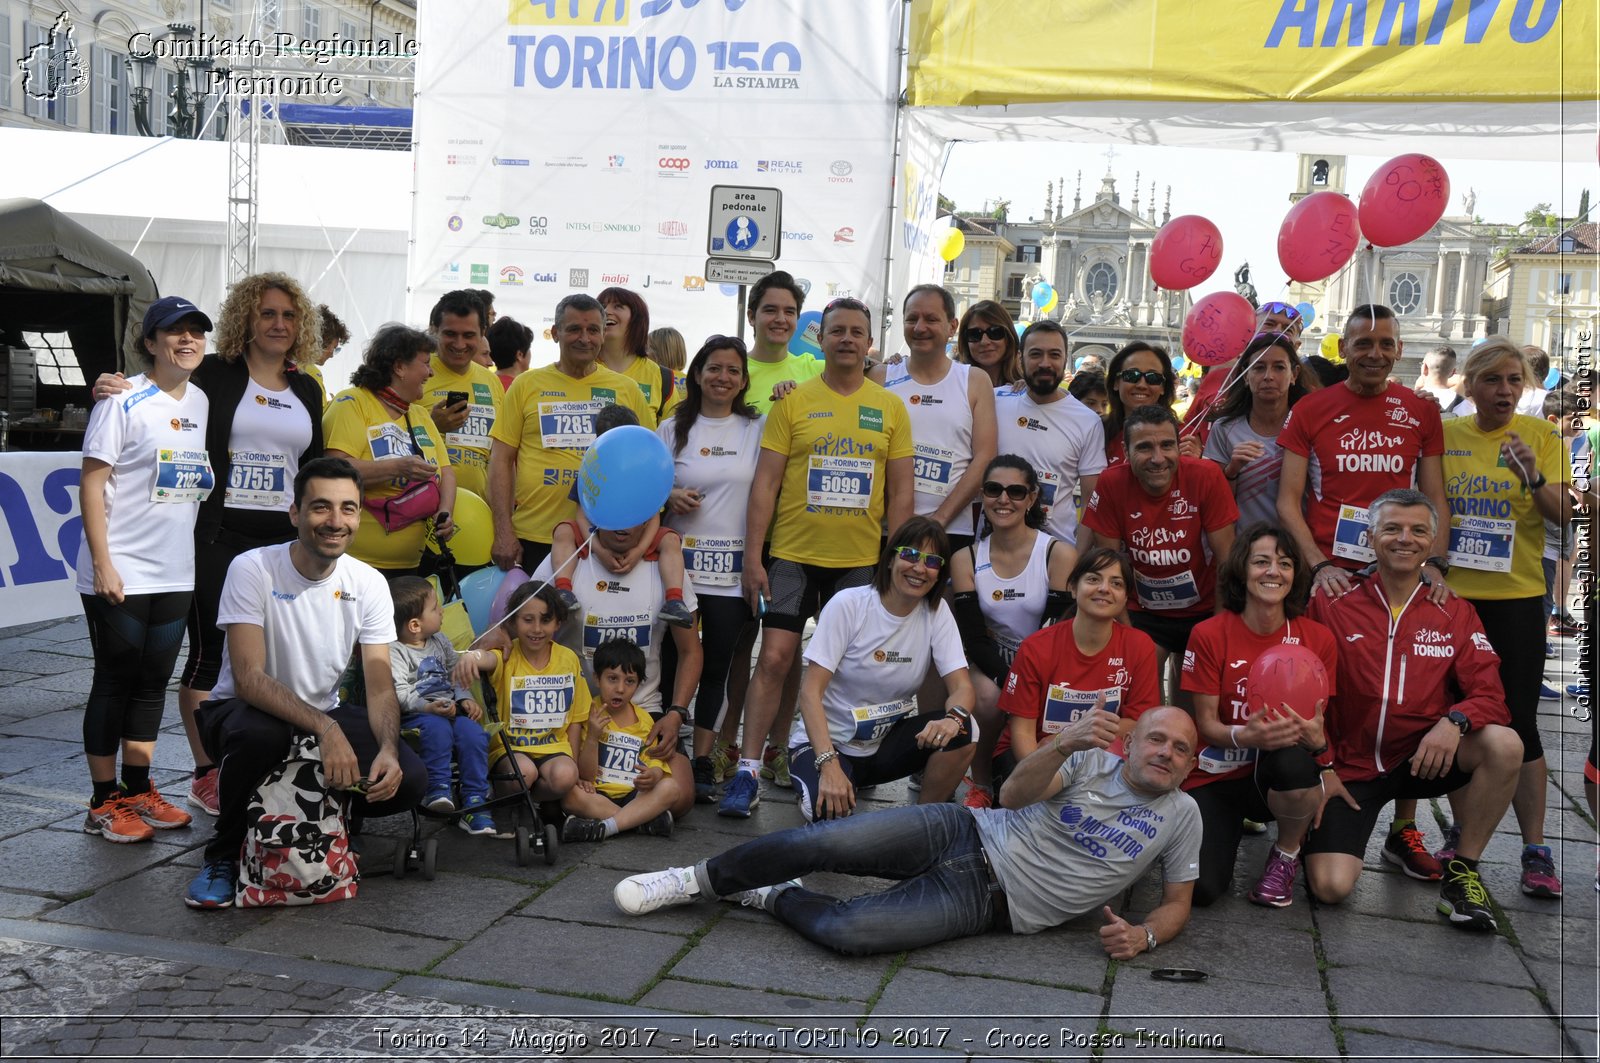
1142, 924, 1158, 953
1446, 709, 1471, 735
1529, 473, 1548, 490
1423, 555, 1451, 575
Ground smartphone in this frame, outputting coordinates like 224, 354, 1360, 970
1150, 968, 1208, 983
756, 591, 768, 617
446, 390, 469, 407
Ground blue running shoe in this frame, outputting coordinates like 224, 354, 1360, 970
184, 858, 238, 909
718, 771, 760, 818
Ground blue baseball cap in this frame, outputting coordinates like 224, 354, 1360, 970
142, 296, 214, 338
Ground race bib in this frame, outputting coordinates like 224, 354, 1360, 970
848, 697, 915, 745
1036, 468, 1061, 516
683, 535, 743, 588
508, 673, 574, 732
912, 442, 958, 498
1447, 515, 1515, 573
1197, 743, 1258, 775
583, 612, 653, 652
597, 729, 643, 790
224, 449, 289, 510
366, 422, 419, 487
446, 402, 495, 452
1041, 685, 1120, 734
1331, 503, 1376, 564
1134, 569, 1201, 611
151, 448, 214, 503
807, 455, 874, 510
539, 400, 604, 449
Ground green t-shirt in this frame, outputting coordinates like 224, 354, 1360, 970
746, 353, 822, 415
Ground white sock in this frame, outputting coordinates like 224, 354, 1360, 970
1276, 845, 1300, 860
738, 758, 762, 777
602, 818, 619, 838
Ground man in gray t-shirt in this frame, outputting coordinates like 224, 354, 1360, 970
611, 707, 1201, 958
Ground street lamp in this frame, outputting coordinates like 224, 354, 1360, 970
125, 23, 221, 139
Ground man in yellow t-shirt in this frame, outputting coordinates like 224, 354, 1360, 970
488, 293, 650, 573
719, 296, 913, 818
744, 270, 821, 415
423, 290, 505, 500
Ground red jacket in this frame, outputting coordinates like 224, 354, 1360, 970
1307, 576, 1509, 782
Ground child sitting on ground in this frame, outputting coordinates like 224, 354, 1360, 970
388, 577, 494, 835
453, 582, 587, 808
548, 402, 692, 628
561, 639, 676, 841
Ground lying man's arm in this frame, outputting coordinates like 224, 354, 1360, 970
1100, 879, 1195, 959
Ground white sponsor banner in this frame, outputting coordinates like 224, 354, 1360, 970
0, 451, 84, 628
409, 0, 903, 360
887, 109, 954, 330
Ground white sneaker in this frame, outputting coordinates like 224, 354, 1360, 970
614, 866, 699, 915
727, 878, 802, 912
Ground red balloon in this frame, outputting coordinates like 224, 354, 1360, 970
1149, 215, 1223, 291
1246, 643, 1329, 721
1181, 291, 1256, 367
1358, 153, 1451, 247
1277, 191, 1362, 283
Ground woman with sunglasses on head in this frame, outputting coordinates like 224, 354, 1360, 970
787, 517, 977, 821
1203, 334, 1311, 529
949, 455, 1077, 808
955, 300, 1022, 389
657, 336, 766, 802
1102, 341, 1201, 466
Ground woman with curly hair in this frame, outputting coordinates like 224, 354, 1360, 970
91, 272, 327, 817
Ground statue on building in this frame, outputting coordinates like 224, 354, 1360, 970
1462, 187, 1477, 216
1233, 262, 1258, 308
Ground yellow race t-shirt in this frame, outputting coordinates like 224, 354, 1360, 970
323, 387, 451, 570
747, 353, 822, 415
610, 355, 670, 426
584, 704, 672, 800
489, 641, 591, 759
763, 375, 913, 568
423, 357, 505, 499
491, 364, 650, 543
303, 362, 330, 409
1442, 413, 1569, 600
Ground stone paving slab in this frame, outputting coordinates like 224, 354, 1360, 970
639, 977, 870, 1023
1342, 1029, 1573, 1063
42, 865, 278, 947
432, 914, 690, 999
0, 824, 191, 895
669, 914, 894, 1001
1325, 967, 1555, 1055
871, 967, 1102, 1061
902, 918, 1109, 993
227, 916, 462, 972
1107, 969, 1336, 1060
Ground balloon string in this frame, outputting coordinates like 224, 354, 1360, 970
465, 530, 598, 651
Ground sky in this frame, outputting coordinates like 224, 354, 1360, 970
939, 142, 1597, 307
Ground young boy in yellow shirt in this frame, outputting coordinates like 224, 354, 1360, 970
561, 639, 676, 841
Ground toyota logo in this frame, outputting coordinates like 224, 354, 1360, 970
658, 157, 690, 171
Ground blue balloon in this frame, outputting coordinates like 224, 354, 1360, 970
1170, 354, 1188, 372
788, 309, 823, 359
579, 424, 675, 530
1030, 281, 1054, 308
459, 566, 508, 635
1544, 366, 1561, 389
1295, 302, 1316, 326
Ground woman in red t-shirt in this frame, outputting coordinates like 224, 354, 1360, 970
1176, 523, 1338, 909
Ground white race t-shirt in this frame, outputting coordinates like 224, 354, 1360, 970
972, 531, 1055, 663
210, 544, 396, 713
222, 378, 312, 512
885, 359, 977, 535
74, 374, 212, 596
994, 387, 1107, 546
658, 412, 765, 598
798, 585, 966, 757
533, 551, 698, 713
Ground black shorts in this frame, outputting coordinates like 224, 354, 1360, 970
1130, 609, 1205, 657
789, 712, 971, 820
762, 555, 874, 633
518, 539, 553, 574
1466, 596, 1545, 762
1303, 763, 1475, 858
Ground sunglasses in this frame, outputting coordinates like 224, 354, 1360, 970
1117, 369, 1167, 386
895, 545, 945, 571
1259, 301, 1303, 319
981, 480, 1032, 501
963, 325, 1010, 344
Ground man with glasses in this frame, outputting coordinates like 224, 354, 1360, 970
994, 320, 1107, 546
727, 297, 914, 817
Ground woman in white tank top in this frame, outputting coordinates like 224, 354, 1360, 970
949, 454, 1077, 807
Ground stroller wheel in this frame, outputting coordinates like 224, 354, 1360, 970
421, 837, 438, 881
514, 825, 532, 867
543, 822, 560, 865
391, 840, 408, 879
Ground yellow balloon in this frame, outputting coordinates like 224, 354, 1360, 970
449, 488, 494, 566
938, 227, 965, 262
1041, 290, 1058, 314
1319, 333, 1344, 365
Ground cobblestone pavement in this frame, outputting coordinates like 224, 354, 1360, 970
0, 615, 1594, 1061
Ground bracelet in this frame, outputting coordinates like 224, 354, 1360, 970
1229, 725, 1241, 749
1307, 742, 1329, 759
1311, 560, 1336, 577
1142, 924, 1158, 953
814, 750, 839, 769
1318, 763, 1338, 774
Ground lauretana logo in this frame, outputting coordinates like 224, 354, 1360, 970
833, 226, 854, 243
658, 220, 687, 237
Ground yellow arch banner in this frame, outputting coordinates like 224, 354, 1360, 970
907, 0, 1597, 106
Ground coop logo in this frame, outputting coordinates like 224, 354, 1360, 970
829, 160, 854, 183
683, 276, 706, 291
447, 215, 463, 232
499, 266, 525, 285
834, 227, 855, 243
756, 159, 803, 174
704, 159, 738, 170
527, 215, 550, 237
658, 220, 688, 238
492, 156, 530, 167
570, 268, 590, 287
657, 156, 691, 173
482, 213, 520, 230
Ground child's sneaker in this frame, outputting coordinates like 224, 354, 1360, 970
562, 817, 608, 843
83, 794, 154, 843
423, 791, 456, 813
1520, 844, 1562, 898
638, 810, 674, 837
657, 598, 694, 629
759, 745, 792, 788
457, 795, 495, 836
121, 781, 192, 830
693, 756, 719, 803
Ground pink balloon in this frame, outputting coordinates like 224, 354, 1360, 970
1149, 215, 1223, 291
1246, 643, 1329, 721
1181, 292, 1256, 367
1277, 191, 1361, 283
1358, 153, 1450, 247
488, 565, 530, 629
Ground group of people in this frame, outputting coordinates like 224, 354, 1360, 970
72, 268, 1594, 958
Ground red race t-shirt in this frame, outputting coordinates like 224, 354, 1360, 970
1277, 382, 1443, 569
998, 619, 1160, 752
1175, 611, 1339, 789
1082, 456, 1238, 617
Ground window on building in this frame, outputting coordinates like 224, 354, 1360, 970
1086, 262, 1119, 301
302, 3, 321, 41
0, 15, 12, 110
91, 45, 128, 135
1017, 244, 1041, 264
1557, 272, 1573, 296
21, 332, 84, 387
1006, 275, 1026, 300
340, 18, 359, 48
1559, 234, 1576, 253
1388, 271, 1423, 316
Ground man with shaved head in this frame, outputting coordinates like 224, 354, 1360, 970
612, 703, 1202, 958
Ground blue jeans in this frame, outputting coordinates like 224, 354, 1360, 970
404, 712, 489, 802
703, 803, 997, 956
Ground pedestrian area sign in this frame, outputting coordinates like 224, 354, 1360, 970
707, 185, 781, 260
